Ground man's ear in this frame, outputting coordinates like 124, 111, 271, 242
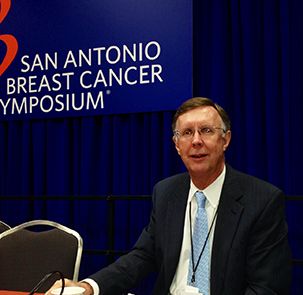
173, 136, 181, 155
222, 130, 231, 152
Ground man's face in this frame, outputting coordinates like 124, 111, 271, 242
173, 106, 231, 188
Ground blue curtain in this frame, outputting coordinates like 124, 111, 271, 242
1, 0, 302, 294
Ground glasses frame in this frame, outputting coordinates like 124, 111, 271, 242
173, 125, 226, 139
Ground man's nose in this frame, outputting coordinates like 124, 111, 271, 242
192, 130, 203, 146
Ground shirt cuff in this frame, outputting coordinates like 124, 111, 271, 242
81, 278, 100, 295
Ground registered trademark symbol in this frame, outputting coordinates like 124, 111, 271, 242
106, 90, 111, 95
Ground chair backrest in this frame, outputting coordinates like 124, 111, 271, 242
0, 221, 11, 233
0, 220, 83, 292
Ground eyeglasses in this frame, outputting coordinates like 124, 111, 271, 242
173, 125, 226, 140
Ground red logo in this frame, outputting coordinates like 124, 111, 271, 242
0, 0, 18, 76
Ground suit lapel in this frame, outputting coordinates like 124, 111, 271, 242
210, 165, 244, 295
164, 174, 190, 291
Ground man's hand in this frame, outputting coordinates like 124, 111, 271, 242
45, 279, 93, 295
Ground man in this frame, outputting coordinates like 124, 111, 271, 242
47, 97, 292, 295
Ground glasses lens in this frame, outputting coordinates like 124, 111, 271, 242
178, 126, 219, 139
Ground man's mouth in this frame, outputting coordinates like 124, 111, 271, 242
191, 154, 206, 158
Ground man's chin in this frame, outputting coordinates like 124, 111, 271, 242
188, 166, 208, 178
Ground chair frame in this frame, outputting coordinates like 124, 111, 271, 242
0, 219, 83, 281
0, 221, 11, 233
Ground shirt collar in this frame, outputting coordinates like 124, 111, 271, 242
189, 165, 226, 209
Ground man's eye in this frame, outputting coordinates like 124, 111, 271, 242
183, 130, 193, 136
201, 127, 212, 134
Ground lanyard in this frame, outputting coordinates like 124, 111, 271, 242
189, 201, 219, 285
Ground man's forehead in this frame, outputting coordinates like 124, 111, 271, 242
177, 106, 220, 126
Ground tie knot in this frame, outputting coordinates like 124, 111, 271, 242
195, 191, 206, 208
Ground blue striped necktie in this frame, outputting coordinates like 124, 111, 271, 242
187, 191, 210, 294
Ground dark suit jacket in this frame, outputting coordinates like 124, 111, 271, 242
90, 164, 292, 295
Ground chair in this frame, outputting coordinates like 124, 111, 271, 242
0, 220, 83, 292
0, 221, 11, 233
